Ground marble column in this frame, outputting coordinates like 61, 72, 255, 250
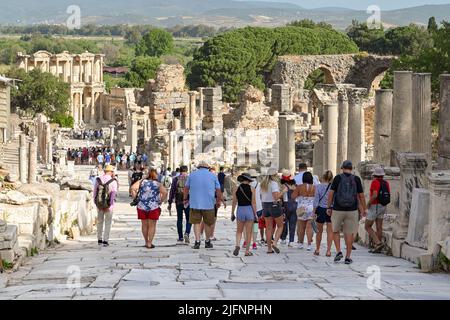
99, 98, 104, 124
323, 103, 338, 175
173, 118, 181, 131
182, 136, 190, 165
391, 71, 413, 162
278, 115, 287, 170
438, 74, 450, 170
19, 134, 27, 183
130, 119, 138, 153
374, 89, 393, 166
427, 171, 450, 254
346, 88, 367, 167
336, 90, 349, 171
182, 107, 189, 130
198, 87, 204, 121
411, 73, 432, 168
43, 122, 51, 164
189, 91, 197, 131
173, 135, 179, 168
109, 125, 115, 148
90, 91, 96, 125
169, 132, 175, 170
313, 139, 324, 176
393, 153, 428, 240
28, 138, 37, 184
47, 139, 53, 166
286, 116, 296, 174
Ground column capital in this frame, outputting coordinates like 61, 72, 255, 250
428, 170, 450, 194
346, 88, 368, 105
396, 152, 428, 172
188, 91, 198, 97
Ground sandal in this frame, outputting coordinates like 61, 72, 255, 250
233, 246, 240, 256
267, 251, 275, 254
314, 251, 320, 256
245, 252, 253, 257
272, 246, 280, 254
326, 252, 331, 257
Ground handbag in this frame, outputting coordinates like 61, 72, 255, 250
130, 180, 143, 207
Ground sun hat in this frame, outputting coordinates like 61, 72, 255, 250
341, 160, 353, 170
198, 160, 210, 168
247, 169, 260, 178
237, 172, 254, 183
373, 167, 385, 177
281, 168, 293, 179
266, 168, 278, 176
104, 165, 115, 172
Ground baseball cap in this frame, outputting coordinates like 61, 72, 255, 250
341, 160, 353, 170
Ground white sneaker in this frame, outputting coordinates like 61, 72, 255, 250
307, 245, 312, 251
298, 243, 304, 249
281, 240, 286, 245
288, 242, 294, 247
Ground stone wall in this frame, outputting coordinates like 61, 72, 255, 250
0, 182, 96, 263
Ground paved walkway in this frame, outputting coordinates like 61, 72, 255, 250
1, 171, 450, 300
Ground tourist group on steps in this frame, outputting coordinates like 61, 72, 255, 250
92, 160, 391, 265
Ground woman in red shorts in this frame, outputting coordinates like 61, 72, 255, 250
131, 168, 167, 248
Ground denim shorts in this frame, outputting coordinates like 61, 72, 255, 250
236, 206, 255, 222
367, 204, 387, 221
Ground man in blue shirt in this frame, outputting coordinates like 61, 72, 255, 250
183, 160, 223, 250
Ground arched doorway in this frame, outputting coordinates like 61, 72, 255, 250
304, 67, 334, 90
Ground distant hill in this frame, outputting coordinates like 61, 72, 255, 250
1, 0, 449, 29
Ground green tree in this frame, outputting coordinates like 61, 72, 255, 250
187, 26, 358, 101
428, 17, 438, 33
346, 20, 386, 53
288, 19, 333, 30
124, 56, 161, 87
135, 29, 174, 57
384, 24, 433, 56
7, 68, 70, 117
125, 29, 143, 45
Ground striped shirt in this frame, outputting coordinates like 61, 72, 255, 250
313, 183, 332, 209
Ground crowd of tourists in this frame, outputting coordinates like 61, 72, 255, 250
92, 159, 391, 264
67, 146, 148, 169
71, 128, 104, 141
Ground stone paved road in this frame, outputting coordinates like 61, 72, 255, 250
1, 171, 450, 300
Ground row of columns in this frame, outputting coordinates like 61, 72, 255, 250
320, 87, 367, 175
72, 90, 102, 126
373, 72, 443, 169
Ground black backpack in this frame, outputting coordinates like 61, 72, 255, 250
95, 177, 116, 210
335, 174, 357, 209
377, 180, 391, 206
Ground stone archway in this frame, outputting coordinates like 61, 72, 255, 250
271, 54, 396, 93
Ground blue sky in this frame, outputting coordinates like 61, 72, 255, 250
241, 0, 450, 10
